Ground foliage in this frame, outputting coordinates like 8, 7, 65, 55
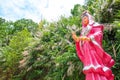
0, 18, 14, 46
0, 29, 32, 80
14, 18, 38, 36
71, 4, 85, 17
15, 16, 84, 80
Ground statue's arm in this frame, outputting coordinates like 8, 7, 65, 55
88, 24, 104, 47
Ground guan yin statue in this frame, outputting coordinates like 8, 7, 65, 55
72, 11, 115, 80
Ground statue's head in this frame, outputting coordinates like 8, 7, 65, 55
82, 13, 89, 27
81, 11, 95, 27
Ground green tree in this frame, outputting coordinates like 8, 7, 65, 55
15, 15, 84, 80
0, 28, 32, 80
0, 18, 14, 47
14, 18, 38, 36
71, 4, 85, 17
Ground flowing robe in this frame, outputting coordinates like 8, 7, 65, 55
76, 23, 115, 80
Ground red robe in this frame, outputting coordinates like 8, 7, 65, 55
76, 23, 115, 80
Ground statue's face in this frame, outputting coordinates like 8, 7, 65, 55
82, 16, 89, 26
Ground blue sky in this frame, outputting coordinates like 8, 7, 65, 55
0, 0, 84, 23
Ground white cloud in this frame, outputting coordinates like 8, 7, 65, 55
0, 0, 84, 23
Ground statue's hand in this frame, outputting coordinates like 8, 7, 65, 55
80, 36, 90, 41
72, 32, 80, 42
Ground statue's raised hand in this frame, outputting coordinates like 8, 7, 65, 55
72, 32, 80, 42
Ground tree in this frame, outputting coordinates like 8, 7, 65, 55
0, 18, 14, 47
14, 18, 38, 36
0, 29, 32, 80
71, 4, 83, 16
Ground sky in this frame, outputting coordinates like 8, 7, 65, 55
0, 0, 84, 23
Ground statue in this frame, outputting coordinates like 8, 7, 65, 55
72, 11, 115, 80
